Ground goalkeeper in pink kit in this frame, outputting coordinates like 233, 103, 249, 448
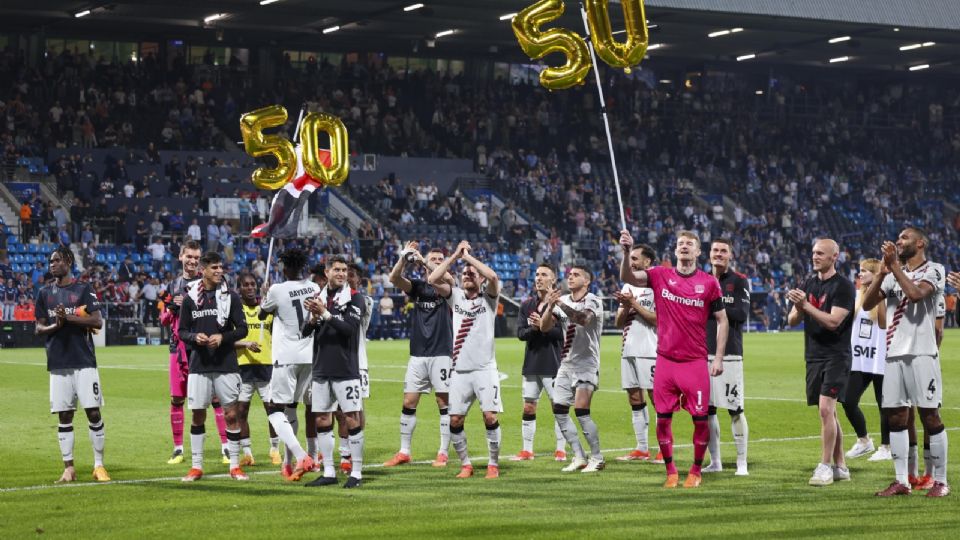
620, 230, 729, 488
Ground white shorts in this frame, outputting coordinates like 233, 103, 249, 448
553, 367, 599, 407
187, 372, 241, 409
449, 369, 503, 416
709, 359, 744, 411
311, 378, 363, 413
882, 355, 942, 409
269, 363, 312, 405
621, 356, 656, 390
360, 369, 370, 399
49, 368, 104, 413
404, 355, 452, 394
522, 375, 556, 402
240, 380, 271, 403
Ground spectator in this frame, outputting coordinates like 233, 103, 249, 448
187, 218, 202, 242
141, 276, 159, 325
218, 222, 235, 264
238, 197, 252, 233
147, 236, 166, 274
2, 278, 16, 320
13, 296, 34, 321
206, 220, 220, 253
19, 202, 31, 243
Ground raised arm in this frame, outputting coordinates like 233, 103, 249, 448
787, 288, 851, 331
388, 241, 418, 294
619, 230, 649, 287
539, 289, 562, 333
428, 242, 467, 298
883, 242, 935, 303
460, 246, 500, 298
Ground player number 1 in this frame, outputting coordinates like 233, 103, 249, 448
696, 390, 702, 407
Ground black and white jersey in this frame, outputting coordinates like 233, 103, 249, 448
306, 286, 365, 380
178, 289, 247, 373
707, 270, 751, 359
36, 281, 101, 371
408, 279, 452, 357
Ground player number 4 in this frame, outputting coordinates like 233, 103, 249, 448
928, 379, 937, 394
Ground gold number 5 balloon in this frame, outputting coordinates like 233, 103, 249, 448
511, 0, 590, 90
239, 105, 297, 190
585, 0, 648, 73
513, 0, 649, 88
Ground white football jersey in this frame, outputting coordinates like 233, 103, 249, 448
446, 287, 498, 372
934, 263, 946, 319
554, 292, 603, 372
261, 278, 321, 365
620, 284, 657, 359
881, 261, 943, 358
358, 294, 373, 370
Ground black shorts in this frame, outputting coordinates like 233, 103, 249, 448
805, 358, 850, 406
239, 364, 273, 384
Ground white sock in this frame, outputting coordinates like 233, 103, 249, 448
575, 411, 602, 460
190, 427, 206, 470
554, 421, 565, 452
174, 444, 184, 453
929, 431, 948, 484
226, 429, 241, 468
88, 421, 105, 468
241, 438, 253, 456
521, 416, 536, 453
450, 427, 471, 466
890, 430, 909, 486
269, 437, 279, 450
339, 436, 350, 460
707, 413, 721, 465
399, 410, 417, 455
348, 429, 365, 479
284, 408, 299, 465
268, 411, 306, 461
631, 405, 649, 452
732, 413, 749, 463
486, 423, 501, 466
58, 423, 74, 462
908, 444, 919, 477
555, 412, 586, 460
438, 408, 451, 455
923, 445, 933, 476
306, 436, 318, 460
318, 429, 336, 477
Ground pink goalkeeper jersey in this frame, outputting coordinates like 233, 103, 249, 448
646, 266, 723, 362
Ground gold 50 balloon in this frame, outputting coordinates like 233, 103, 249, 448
512, 0, 649, 90
239, 105, 350, 190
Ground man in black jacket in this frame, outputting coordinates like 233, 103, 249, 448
302, 256, 367, 489
177, 251, 248, 482
511, 264, 568, 462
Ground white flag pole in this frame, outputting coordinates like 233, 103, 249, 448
579, 2, 627, 232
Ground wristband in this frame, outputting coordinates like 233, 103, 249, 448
321, 311, 333, 321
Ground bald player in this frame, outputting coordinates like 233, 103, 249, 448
787, 239, 855, 487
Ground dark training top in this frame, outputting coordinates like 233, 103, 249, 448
407, 279, 453, 358
517, 295, 563, 377
706, 270, 751, 358
178, 288, 247, 373
800, 272, 856, 363
36, 281, 101, 371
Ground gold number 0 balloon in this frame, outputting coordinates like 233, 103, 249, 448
585, 0, 649, 73
300, 112, 350, 187
511, 0, 590, 90
239, 105, 297, 190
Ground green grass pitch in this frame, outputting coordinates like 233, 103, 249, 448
1, 331, 959, 538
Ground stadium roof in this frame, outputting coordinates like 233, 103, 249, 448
3, 0, 959, 76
